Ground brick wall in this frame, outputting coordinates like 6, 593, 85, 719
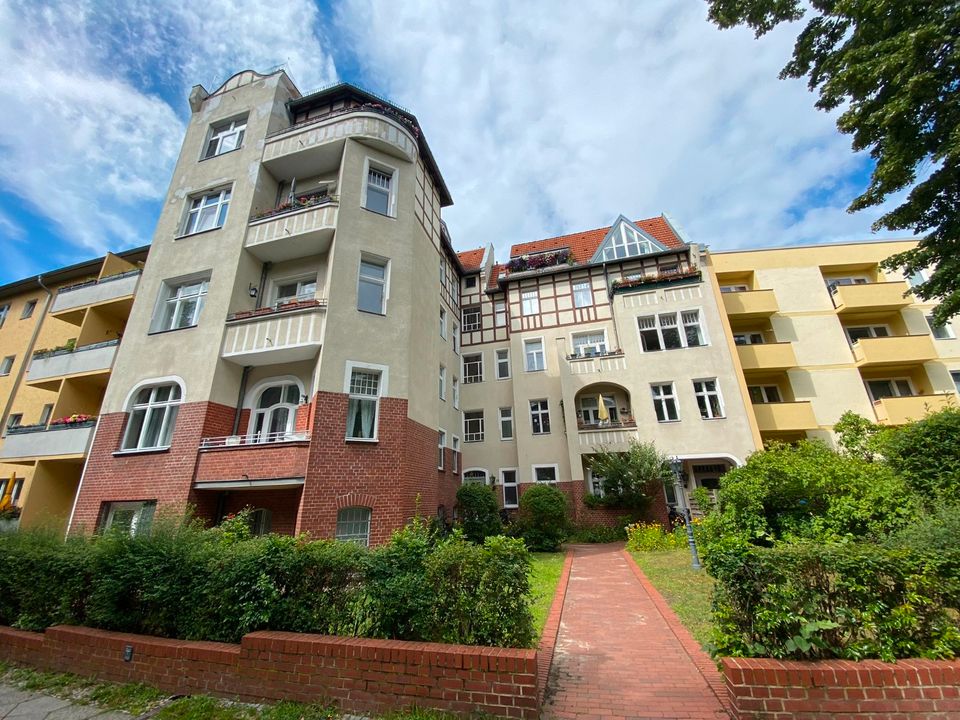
0, 625, 538, 719
195, 443, 310, 483
514, 481, 669, 529
722, 657, 960, 719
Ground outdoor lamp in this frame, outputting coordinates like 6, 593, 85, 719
669, 456, 701, 571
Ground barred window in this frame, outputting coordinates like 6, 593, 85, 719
336, 507, 372, 546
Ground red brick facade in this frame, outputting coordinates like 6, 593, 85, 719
513, 480, 669, 529
0, 625, 538, 719
722, 656, 960, 719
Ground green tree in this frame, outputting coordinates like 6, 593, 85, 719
882, 405, 960, 502
586, 440, 672, 516
513, 485, 569, 552
455, 483, 503, 543
706, 0, 960, 324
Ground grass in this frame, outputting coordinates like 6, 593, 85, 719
529, 551, 566, 640
629, 548, 715, 648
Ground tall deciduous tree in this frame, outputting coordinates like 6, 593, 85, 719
707, 0, 960, 324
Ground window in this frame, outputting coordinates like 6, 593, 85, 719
589, 470, 605, 497
580, 395, 618, 425
358, 257, 388, 314
571, 331, 607, 357
336, 507, 371, 546
438, 430, 446, 469
601, 223, 656, 260
250, 508, 272, 537
720, 284, 749, 293
530, 399, 550, 434
275, 276, 316, 304
494, 300, 507, 327
153, 278, 208, 332
524, 339, 545, 372
463, 353, 483, 383
573, 281, 592, 308
462, 306, 481, 332
346, 367, 383, 440
927, 315, 955, 339
866, 378, 914, 402
463, 469, 487, 485
908, 269, 928, 288
465, 276, 477, 289
452, 377, 460, 409
21, 300, 37, 319
251, 382, 300, 441
464, 411, 484, 442
521, 289, 540, 316
102, 501, 156, 537
825, 276, 869, 293
651, 383, 679, 422
499, 407, 514, 440
204, 116, 246, 158
183, 188, 230, 235
952, 370, 960, 394
496, 348, 510, 379
693, 379, 724, 419
748, 385, 782, 404
364, 165, 394, 216
733, 332, 764, 346
0, 355, 13, 376
39, 403, 54, 427
439, 365, 446, 400
533, 465, 558, 484
501, 469, 519, 508
638, 311, 706, 352
452, 323, 460, 353
452, 436, 460, 473
0, 304, 8, 328
6, 414, 22, 431
440, 307, 447, 339
846, 325, 890, 342
10, 478, 23, 505
122, 383, 183, 450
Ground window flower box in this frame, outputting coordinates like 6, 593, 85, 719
505, 249, 573, 274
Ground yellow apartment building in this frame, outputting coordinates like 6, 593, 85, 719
0, 248, 147, 531
710, 240, 960, 445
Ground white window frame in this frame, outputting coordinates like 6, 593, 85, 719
361, 158, 398, 218
500, 468, 519, 508
601, 222, 655, 261
0, 304, 9, 328
245, 377, 304, 442
343, 361, 389, 442
273, 273, 318, 305
453, 322, 460, 354
439, 365, 446, 401
463, 353, 484, 384
530, 399, 551, 435
463, 468, 488, 485
521, 289, 540, 316
570, 329, 608, 358
357, 254, 390, 315
865, 377, 915, 403
573, 280, 593, 308
494, 300, 507, 327
733, 332, 765, 346
651, 382, 679, 423
203, 115, 247, 159
499, 406, 514, 440
182, 187, 231, 236
39, 403, 54, 427
748, 385, 783, 404
440, 307, 448, 339
151, 275, 210, 333
845, 324, 891, 343
464, 410, 485, 443
637, 309, 709, 352
103, 501, 157, 537
951, 370, 960, 395
121, 381, 185, 451
452, 436, 460, 474
452, 376, 460, 409
462, 306, 482, 332
532, 463, 559, 485
927, 315, 956, 340
720, 284, 749, 293
524, 337, 546, 372
693, 379, 725, 420
496, 348, 511, 379
0, 355, 13, 376
336, 507, 372, 546
438, 429, 446, 470
21, 300, 37, 319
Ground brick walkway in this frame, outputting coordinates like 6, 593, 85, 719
542, 544, 730, 720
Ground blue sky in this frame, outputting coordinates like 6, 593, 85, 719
0, 0, 907, 285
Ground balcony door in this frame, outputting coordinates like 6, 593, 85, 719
252, 382, 300, 442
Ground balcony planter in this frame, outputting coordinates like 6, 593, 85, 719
250, 192, 337, 222
611, 269, 701, 294
505, 249, 573, 274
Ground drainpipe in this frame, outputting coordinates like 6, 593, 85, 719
0, 275, 53, 433
256, 262, 271, 310
232, 366, 252, 435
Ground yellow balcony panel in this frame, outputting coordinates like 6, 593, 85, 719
737, 342, 797, 372
829, 281, 911, 314
27, 340, 118, 387
50, 270, 140, 324
873, 394, 955, 425
0, 424, 95, 462
245, 200, 338, 262
722, 289, 779, 319
753, 401, 817, 433
222, 301, 326, 366
852, 334, 936, 367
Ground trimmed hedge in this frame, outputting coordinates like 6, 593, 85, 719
0, 518, 535, 648
709, 542, 960, 661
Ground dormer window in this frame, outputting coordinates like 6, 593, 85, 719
592, 215, 668, 263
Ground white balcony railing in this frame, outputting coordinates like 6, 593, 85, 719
0, 424, 95, 460
221, 301, 326, 365
51, 271, 140, 314
199, 431, 311, 449
27, 340, 119, 383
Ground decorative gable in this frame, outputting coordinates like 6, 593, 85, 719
590, 215, 669, 263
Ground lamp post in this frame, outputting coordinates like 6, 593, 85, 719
669, 457, 701, 570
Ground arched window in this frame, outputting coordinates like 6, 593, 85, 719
122, 382, 183, 450
250, 508, 272, 536
336, 507, 371, 546
463, 469, 488, 485
251, 382, 300, 442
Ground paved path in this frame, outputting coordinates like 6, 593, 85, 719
0, 685, 130, 720
542, 544, 730, 720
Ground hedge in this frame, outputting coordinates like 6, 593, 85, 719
0, 517, 535, 648
709, 542, 960, 661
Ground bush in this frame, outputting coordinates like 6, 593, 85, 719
885, 504, 960, 553
513, 485, 569, 551
455, 483, 503, 543
586, 441, 671, 514
882, 406, 960, 503
710, 542, 960, 661
626, 521, 684, 551
566, 522, 627, 543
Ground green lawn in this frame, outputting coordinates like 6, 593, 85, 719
529, 551, 566, 640
629, 548, 715, 648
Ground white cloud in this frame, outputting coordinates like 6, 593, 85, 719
335, 1, 903, 257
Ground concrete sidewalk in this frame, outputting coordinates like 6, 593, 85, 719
0, 684, 131, 720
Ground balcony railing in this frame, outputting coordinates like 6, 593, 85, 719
567, 351, 628, 375
851, 334, 936, 366
721, 289, 779, 318
200, 431, 311, 449
0, 423, 96, 460
577, 419, 637, 431
51, 270, 141, 315
27, 340, 119, 384
222, 300, 326, 365
736, 342, 797, 372
752, 401, 818, 433
872, 394, 955, 425
245, 198, 338, 262
829, 281, 911, 313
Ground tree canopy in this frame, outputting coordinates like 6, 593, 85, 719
707, 0, 960, 324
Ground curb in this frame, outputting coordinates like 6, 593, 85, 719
536, 548, 574, 706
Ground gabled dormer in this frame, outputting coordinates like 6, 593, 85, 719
590, 215, 669, 263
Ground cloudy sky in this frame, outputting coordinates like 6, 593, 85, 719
0, 0, 908, 284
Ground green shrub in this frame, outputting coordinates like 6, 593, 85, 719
710, 542, 960, 661
513, 485, 569, 551
586, 441, 671, 514
566, 522, 627, 543
882, 406, 960, 503
625, 521, 683, 551
885, 504, 960, 553
455, 483, 503, 543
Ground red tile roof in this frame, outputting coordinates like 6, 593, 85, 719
457, 248, 486, 271
509, 216, 683, 265
487, 263, 505, 291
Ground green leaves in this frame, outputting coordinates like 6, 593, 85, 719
586, 440, 672, 514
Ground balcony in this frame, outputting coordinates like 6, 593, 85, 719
576, 425, 640, 453
736, 342, 797, 372
27, 340, 118, 387
873, 394, 955, 425
752, 401, 818, 433
221, 300, 326, 365
567, 351, 628, 376
51, 270, 140, 323
829, 281, 911, 314
195, 432, 311, 489
0, 423, 95, 462
721, 289, 779, 319
245, 196, 338, 262
851, 335, 936, 367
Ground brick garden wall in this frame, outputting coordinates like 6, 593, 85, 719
0, 625, 538, 719
515, 481, 670, 529
722, 657, 960, 719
